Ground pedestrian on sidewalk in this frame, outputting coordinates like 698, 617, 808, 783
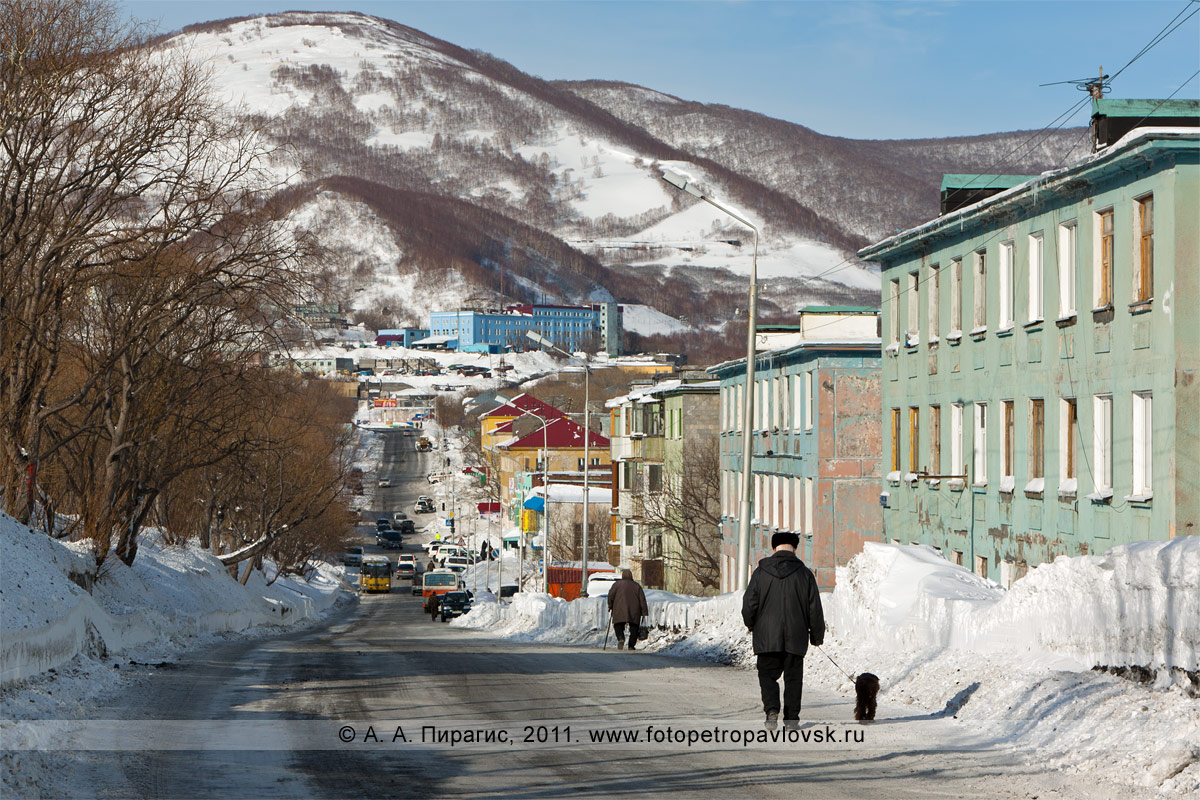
741, 531, 825, 729
607, 569, 648, 651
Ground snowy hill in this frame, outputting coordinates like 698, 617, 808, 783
158, 11, 1088, 346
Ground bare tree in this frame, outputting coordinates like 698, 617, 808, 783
641, 440, 722, 594
1, 0, 313, 556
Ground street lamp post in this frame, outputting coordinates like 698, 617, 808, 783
527, 331, 592, 597
661, 169, 759, 591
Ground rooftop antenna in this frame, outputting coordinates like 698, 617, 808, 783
1040, 65, 1109, 97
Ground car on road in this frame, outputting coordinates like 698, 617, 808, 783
444, 556, 471, 574
439, 591, 472, 622
413, 497, 435, 514
392, 511, 408, 525
378, 478, 392, 488
376, 518, 391, 531
343, 546, 364, 568
376, 529, 403, 549
395, 562, 416, 581
398, 519, 416, 535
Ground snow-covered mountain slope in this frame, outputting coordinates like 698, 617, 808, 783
157, 11, 1086, 341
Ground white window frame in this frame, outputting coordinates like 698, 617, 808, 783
791, 374, 802, 431
972, 249, 987, 333
907, 270, 920, 345
999, 241, 1014, 330
1060, 397, 1078, 487
1058, 220, 1077, 319
928, 263, 940, 340
1132, 392, 1153, 497
888, 279, 900, 345
950, 258, 963, 336
1093, 395, 1113, 495
1001, 399, 1015, 483
804, 371, 814, 431
1028, 232, 1044, 323
951, 403, 964, 477
973, 402, 988, 485
803, 477, 814, 535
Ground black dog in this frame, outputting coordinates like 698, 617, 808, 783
854, 673, 880, 722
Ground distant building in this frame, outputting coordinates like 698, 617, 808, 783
856, 101, 1198, 585
428, 302, 623, 355
710, 308, 882, 591
375, 328, 429, 347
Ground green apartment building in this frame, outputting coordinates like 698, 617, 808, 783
857, 102, 1198, 585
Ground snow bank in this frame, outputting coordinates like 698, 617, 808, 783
1, 512, 347, 685
457, 541, 1200, 796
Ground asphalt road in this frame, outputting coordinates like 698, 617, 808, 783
52, 431, 1088, 799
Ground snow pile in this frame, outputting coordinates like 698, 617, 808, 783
457, 540, 1200, 795
1, 512, 347, 686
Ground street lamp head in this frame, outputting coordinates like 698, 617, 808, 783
661, 169, 704, 198
525, 330, 552, 347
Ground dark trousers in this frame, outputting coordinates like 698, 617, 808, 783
757, 652, 804, 719
613, 621, 640, 646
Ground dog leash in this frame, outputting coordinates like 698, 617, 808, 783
815, 645, 854, 680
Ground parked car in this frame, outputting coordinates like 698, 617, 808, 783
376, 530, 403, 549
585, 572, 620, 598
439, 591, 473, 621
414, 497, 435, 514
343, 546, 364, 568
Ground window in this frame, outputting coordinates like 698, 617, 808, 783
647, 464, 663, 493
890, 408, 901, 473
1002, 400, 1015, 484
792, 374, 803, 430
1133, 392, 1152, 495
909, 407, 920, 473
804, 371, 814, 430
1095, 209, 1114, 309
1135, 195, 1154, 303
1093, 395, 1112, 494
624, 524, 634, 547
928, 263, 940, 339
929, 405, 941, 475
1029, 399, 1045, 481
973, 402, 988, 484
1028, 233, 1044, 322
754, 380, 763, 430
975, 555, 988, 580
951, 403, 964, 476
1058, 221, 1077, 318
999, 241, 1014, 329
1061, 398, 1078, 485
972, 249, 987, 332
907, 271, 920, 345
952, 550, 964, 566
804, 477, 814, 534
888, 279, 900, 345
950, 258, 963, 334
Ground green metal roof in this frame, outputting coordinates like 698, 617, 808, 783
798, 305, 877, 314
1092, 98, 1200, 119
939, 174, 1038, 192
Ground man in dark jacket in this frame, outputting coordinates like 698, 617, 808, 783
742, 531, 825, 727
607, 569, 649, 651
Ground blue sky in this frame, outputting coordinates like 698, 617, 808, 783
124, 1, 1200, 139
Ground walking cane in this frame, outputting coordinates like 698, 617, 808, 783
603, 609, 611, 650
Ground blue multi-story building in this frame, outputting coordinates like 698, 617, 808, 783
428, 303, 623, 355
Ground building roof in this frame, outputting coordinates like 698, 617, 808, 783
707, 339, 882, 376
938, 174, 1038, 192
1092, 98, 1200, 119
858, 128, 1199, 263
797, 305, 877, 314
499, 416, 609, 450
528, 484, 613, 505
480, 393, 567, 421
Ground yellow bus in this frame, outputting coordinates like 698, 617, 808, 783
360, 555, 392, 593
